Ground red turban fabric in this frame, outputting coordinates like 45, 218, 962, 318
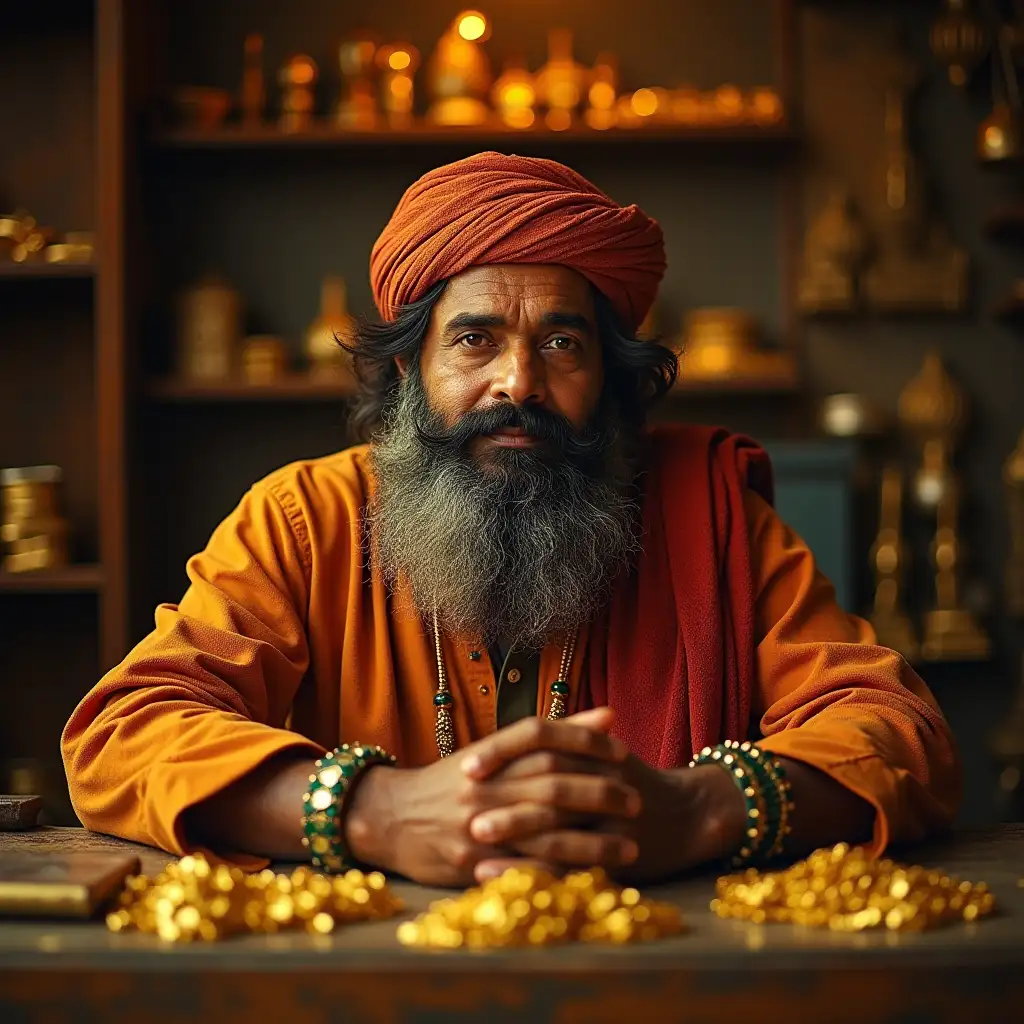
370, 151, 666, 333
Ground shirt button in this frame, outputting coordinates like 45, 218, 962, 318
479, 685, 490, 695
506, 668, 522, 684
469, 651, 482, 661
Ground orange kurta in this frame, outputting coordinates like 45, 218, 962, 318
61, 444, 960, 859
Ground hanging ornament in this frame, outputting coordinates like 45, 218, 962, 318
929, 0, 988, 87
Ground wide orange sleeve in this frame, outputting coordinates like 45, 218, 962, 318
61, 480, 324, 860
745, 491, 961, 855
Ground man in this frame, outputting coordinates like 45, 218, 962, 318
62, 153, 959, 886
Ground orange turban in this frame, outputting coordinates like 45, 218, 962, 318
370, 152, 665, 333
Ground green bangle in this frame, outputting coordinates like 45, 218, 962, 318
690, 741, 792, 868
301, 743, 396, 872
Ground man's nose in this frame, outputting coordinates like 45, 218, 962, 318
488, 344, 546, 406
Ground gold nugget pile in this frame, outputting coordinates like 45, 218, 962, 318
107, 854, 402, 942
712, 842, 996, 932
397, 866, 683, 949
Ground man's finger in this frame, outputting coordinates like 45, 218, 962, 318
469, 801, 561, 843
469, 774, 641, 823
512, 831, 639, 868
461, 708, 625, 780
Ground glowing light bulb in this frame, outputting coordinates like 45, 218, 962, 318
457, 12, 488, 41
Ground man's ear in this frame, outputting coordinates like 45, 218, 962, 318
394, 356, 408, 378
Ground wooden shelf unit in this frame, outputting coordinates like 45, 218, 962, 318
2, 0, 803, 824
146, 375, 356, 402
0, 262, 95, 279
151, 120, 798, 151
0, 565, 105, 593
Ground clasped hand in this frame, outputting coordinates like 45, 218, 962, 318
346, 708, 735, 887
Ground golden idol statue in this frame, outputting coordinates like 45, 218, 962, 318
378, 44, 419, 130
863, 55, 968, 311
535, 28, 587, 131
898, 353, 989, 661
798, 189, 871, 314
241, 33, 265, 126
426, 10, 492, 127
278, 55, 318, 133
584, 54, 618, 131
868, 465, 919, 660
492, 57, 536, 130
305, 275, 357, 383
336, 33, 379, 130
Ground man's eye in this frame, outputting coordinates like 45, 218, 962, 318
458, 333, 489, 347
546, 335, 578, 351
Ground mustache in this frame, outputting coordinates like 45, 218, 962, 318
412, 401, 609, 461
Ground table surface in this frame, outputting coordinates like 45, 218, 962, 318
2, 826, 1024, 1024
1, 824, 1022, 972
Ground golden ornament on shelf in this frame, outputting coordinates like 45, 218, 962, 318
278, 54, 318, 133
929, 0, 988, 88
242, 336, 288, 385
799, 189, 871, 314
868, 465, 919, 661
397, 866, 683, 950
177, 274, 242, 381
44, 231, 94, 264
584, 53, 618, 130
535, 28, 587, 132
864, 57, 968, 311
1, 466, 69, 574
426, 10, 493, 127
336, 33, 380, 130
107, 854, 402, 942
898, 353, 989, 661
240, 33, 265, 126
492, 57, 536, 130
748, 86, 784, 125
0, 210, 53, 263
669, 86, 705, 125
712, 84, 744, 122
713, 842, 995, 931
172, 87, 231, 130
305, 275, 357, 381
676, 308, 795, 386
378, 43, 419, 130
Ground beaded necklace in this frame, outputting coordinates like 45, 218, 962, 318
431, 611, 576, 757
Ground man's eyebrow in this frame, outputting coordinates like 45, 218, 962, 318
542, 312, 594, 333
442, 313, 507, 333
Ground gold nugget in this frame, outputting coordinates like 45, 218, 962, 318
107, 854, 402, 942
396, 866, 683, 949
711, 842, 996, 932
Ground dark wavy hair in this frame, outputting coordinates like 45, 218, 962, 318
342, 279, 678, 442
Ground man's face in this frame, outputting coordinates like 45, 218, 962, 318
411, 264, 604, 460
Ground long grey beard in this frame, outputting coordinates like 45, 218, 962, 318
366, 377, 643, 650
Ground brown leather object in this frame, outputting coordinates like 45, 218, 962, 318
0, 795, 43, 831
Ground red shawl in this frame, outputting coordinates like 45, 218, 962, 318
585, 424, 774, 769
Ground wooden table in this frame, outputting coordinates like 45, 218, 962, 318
1, 826, 1022, 1023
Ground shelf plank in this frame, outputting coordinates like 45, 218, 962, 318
673, 362, 801, 395
0, 262, 95, 279
147, 375, 356, 402
151, 121, 798, 151
0, 565, 104, 593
